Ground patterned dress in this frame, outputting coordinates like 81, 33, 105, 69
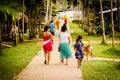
74, 42, 84, 59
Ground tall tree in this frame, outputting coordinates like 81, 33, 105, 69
100, 0, 107, 44
81, 0, 85, 30
21, 0, 25, 42
45, 0, 50, 23
86, 0, 91, 35
117, 0, 120, 31
0, 1, 22, 49
111, 0, 115, 47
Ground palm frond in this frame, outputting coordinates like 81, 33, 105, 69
0, 5, 19, 21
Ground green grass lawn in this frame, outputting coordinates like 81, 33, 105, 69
81, 60, 120, 80
69, 22, 120, 41
93, 43, 120, 58
69, 22, 120, 58
70, 22, 120, 80
0, 41, 42, 80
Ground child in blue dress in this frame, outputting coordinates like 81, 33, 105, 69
74, 35, 84, 68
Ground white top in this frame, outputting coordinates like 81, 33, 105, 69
59, 32, 70, 43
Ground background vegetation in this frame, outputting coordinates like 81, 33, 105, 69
81, 60, 120, 80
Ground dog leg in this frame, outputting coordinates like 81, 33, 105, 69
86, 53, 89, 60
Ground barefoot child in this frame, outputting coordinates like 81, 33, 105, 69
74, 35, 84, 68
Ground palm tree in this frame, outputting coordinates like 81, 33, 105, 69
100, 0, 107, 44
0, 4, 19, 49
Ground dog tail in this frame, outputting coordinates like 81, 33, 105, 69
87, 40, 91, 46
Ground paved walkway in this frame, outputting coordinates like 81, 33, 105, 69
14, 30, 120, 80
15, 31, 83, 80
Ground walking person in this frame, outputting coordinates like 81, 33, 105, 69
49, 20, 55, 35
59, 23, 72, 65
41, 25, 54, 64
74, 35, 84, 68
55, 19, 60, 30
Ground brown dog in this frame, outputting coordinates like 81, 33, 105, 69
83, 40, 93, 60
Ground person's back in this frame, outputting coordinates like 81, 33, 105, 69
42, 25, 54, 64
49, 20, 55, 35
59, 32, 69, 43
43, 32, 51, 41
59, 23, 72, 65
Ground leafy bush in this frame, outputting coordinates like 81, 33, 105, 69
72, 18, 82, 24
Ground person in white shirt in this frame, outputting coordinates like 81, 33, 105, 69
59, 23, 72, 65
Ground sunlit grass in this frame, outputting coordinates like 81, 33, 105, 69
81, 60, 120, 80
69, 22, 120, 58
93, 43, 120, 58
69, 22, 120, 41
0, 41, 42, 80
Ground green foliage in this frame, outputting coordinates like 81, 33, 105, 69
0, 41, 41, 80
95, 25, 102, 35
93, 44, 120, 58
0, 1, 25, 22
52, 4, 59, 16
95, 19, 111, 35
72, 18, 82, 24
70, 22, 120, 58
81, 60, 120, 80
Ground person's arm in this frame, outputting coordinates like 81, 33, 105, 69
74, 47, 78, 53
68, 36, 70, 44
50, 33, 54, 45
74, 44, 79, 54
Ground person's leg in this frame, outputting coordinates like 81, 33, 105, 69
77, 59, 80, 68
86, 52, 88, 60
47, 51, 51, 64
65, 58, 68, 65
60, 53, 64, 63
44, 51, 47, 64
78, 59, 82, 68
79, 58, 82, 66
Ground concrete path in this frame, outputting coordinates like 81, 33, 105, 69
15, 31, 83, 80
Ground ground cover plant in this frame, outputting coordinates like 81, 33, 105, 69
70, 22, 120, 80
81, 60, 120, 80
0, 41, 41, 80
69, 22, 120, 58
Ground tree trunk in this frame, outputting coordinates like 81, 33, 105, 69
13, 22, 17, 45
45, 0, 50, 24
77, 0, 81, 26
82, 0, 85, 29
49, 0, 52, 22
0, 24, 2, 51
111, 0, 115, 47
117, 0, 120, 31
100, 0, 107, 44
86, 0, 91, 36
21, 0, 24, 42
